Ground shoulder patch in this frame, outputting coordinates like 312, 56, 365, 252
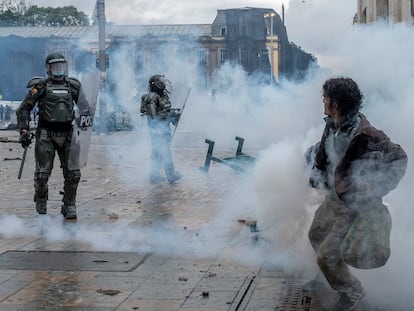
26, 76, 46, 89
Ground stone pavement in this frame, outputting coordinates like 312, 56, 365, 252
0, 128, 335, 311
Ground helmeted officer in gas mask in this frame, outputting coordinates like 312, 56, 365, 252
16, 52, 86, 219
141, 74, 182, 184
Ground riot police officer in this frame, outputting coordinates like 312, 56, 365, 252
16, 53, 85, 219
141, 74, 182, 184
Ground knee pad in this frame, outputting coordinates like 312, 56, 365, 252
34, 172, 49, 198
63, 170, 81, 205
65, 170, 81, 186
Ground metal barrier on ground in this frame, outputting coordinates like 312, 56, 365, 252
200, 136, 255, 173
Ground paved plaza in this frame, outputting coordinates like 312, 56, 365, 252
0, 127, 380, 311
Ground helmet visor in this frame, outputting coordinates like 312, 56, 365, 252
48, 62, 68, 78
158, 76, 172, 93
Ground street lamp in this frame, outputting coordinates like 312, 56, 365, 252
264, 11, 276, 84
96, 0, 107, 133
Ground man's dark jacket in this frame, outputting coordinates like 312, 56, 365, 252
310, 112, 407, 207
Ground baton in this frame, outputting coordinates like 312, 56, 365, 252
17, 146, 28, 180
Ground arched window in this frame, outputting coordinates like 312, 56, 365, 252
376, 0, 389, 22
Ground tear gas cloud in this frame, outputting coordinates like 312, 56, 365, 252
79, 6, 414, 309
2, 0, 414, 309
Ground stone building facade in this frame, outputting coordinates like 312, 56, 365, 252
0, 7, 316, 101
355, 0, 414, 24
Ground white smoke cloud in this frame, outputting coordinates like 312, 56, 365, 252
244, 15, 414, 311
2, 1, 414, 309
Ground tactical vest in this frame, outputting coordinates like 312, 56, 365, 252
38, 81, 74, 123
141, 92, 171, 118
141, 92, 156, 114
158, 95, 171, 113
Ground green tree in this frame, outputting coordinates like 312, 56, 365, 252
0, 9, 21, 26
0, 0, 27, 14
0, 4, 90, 26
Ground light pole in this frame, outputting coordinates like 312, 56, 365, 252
264, 11, 276, 84
96, 0, 107, 133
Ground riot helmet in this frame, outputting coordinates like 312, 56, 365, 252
148, 74, 171, 94
45, 53, 68, 81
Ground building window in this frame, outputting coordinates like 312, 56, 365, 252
198, 48, 207, 65
257, 49, 269, 67
395, 0, 402, 22
220, 27, 227, 36
362, 7, 367, 23
135, 50, 143, 70
240, 47, 248, 66
176, 47, 187, 59
376, 0, 389, 21
151, 49, 165, 70
219, 48, 227, 65
197, 69, 208, 88
411, 0, 414, 16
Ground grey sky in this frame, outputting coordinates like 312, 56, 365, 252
27, 0, 357, 65
28, 1, 356, 25
28, 0, 288, 24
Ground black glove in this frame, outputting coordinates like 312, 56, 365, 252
168, 109, 181, 126
19, 131, 32, 148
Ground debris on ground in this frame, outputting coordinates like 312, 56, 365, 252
97, 288, 121, 296
108, 213, 119, 220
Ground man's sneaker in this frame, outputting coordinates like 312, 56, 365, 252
302, 278, 325, 292
167, 172, 182, 184
35, 199, 47, 215
332, 282, 366, 311
61, 205, 77, 220
302, 273, 330, 293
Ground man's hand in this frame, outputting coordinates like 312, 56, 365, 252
19, 131, 32, 148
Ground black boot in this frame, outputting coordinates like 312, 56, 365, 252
35, 198, 47, 215
167, 171, 182, 184
61, 204, 77, 220
149, 175, 165, 184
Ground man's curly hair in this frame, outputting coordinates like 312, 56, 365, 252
322, 77, 364, 117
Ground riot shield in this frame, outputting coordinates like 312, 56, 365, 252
170, 82, 191, 111
68, 71, 100, 170
170, 82, 190, 137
